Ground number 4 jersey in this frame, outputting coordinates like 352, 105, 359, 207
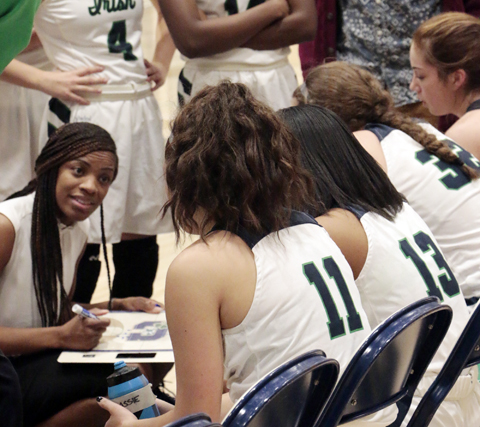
34, 0, 147, 85
365, 123, 480, 301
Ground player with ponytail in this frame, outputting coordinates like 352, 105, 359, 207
295, 61, 480, 306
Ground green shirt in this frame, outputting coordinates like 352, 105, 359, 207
0, 0, 41, 73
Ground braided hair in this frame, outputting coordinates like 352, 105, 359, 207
8, 122, 118, 327
298, 61, 479, 181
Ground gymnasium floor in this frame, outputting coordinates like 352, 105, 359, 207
90, 0, 304, 393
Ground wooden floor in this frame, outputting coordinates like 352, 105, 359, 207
90, 0, 304, 393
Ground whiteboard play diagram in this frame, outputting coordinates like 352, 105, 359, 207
58, 311, 174, 363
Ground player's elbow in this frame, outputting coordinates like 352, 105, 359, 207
175, 38, 211, 59
172, 24, 217, 58
277, 13, 317, 46
176, 41, 200, 59
295, 14, 317, 43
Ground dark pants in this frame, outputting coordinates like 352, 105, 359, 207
10, 350, 113, 427
0, 349, 23, 427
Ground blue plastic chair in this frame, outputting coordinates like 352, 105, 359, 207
164, 413, 220, 427
313, 296, 453, 427
406, 300, 480, 426
222, 349, 339, 427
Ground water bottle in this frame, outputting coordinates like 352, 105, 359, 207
107, 361, 160, 419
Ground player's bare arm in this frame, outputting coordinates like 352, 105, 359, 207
146, 0, 176, 90
445, 112, 480, 162
353, 130, 389, 172
1, 59, 107, 105
156, 0, 289, 58
242, 0, 317, 50
316, 209, 368, 280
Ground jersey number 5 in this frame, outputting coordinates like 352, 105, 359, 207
108, 20, 138, 61
303, 258, 364, 340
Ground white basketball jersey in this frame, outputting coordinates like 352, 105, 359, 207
223, 211, 371, 402
185, 0, 289, 67
34, 0, 147, 84
352, 203, 470, 374
366, 123, 480, 300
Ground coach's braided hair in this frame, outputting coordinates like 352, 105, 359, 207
163, 80, 316, 241
8, 122, 118, 327
298, 62, 479, 181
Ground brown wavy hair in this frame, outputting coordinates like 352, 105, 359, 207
297, 61, 478, 180
413, 12, 480, 93
163, 81, 316, 241
8, 122, 118, 327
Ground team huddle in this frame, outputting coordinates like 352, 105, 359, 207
1, 1, 480, 427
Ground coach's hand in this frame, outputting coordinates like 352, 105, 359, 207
112, 297, 164, 313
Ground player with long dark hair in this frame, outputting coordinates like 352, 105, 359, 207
295, 61, 480, 307
279, 104, 479, 426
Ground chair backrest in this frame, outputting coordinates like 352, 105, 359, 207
313, 296, 453, 427
406, 300, 480, 427
164, 413, 219, 427
222, 349, 339, 427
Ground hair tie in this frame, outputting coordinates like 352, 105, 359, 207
453, 157, 465, 167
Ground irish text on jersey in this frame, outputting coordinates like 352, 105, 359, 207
89, 0, 136, 16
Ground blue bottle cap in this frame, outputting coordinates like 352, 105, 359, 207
107, 361, 141, 386
114, 361, 127, 370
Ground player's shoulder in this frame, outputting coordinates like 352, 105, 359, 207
167, 231, 253, 289
353, 129, 388, 171
316, 208, 368, 278
446, 113, 480, 157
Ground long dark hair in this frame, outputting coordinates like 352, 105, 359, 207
162, 81, 316, 241
278, 105, 406, 220
295, 61, 478, 181
8, 122, 118, 327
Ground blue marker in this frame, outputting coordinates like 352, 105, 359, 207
72, 304, 100, 320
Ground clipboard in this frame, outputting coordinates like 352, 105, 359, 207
57, 311, 174, 363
